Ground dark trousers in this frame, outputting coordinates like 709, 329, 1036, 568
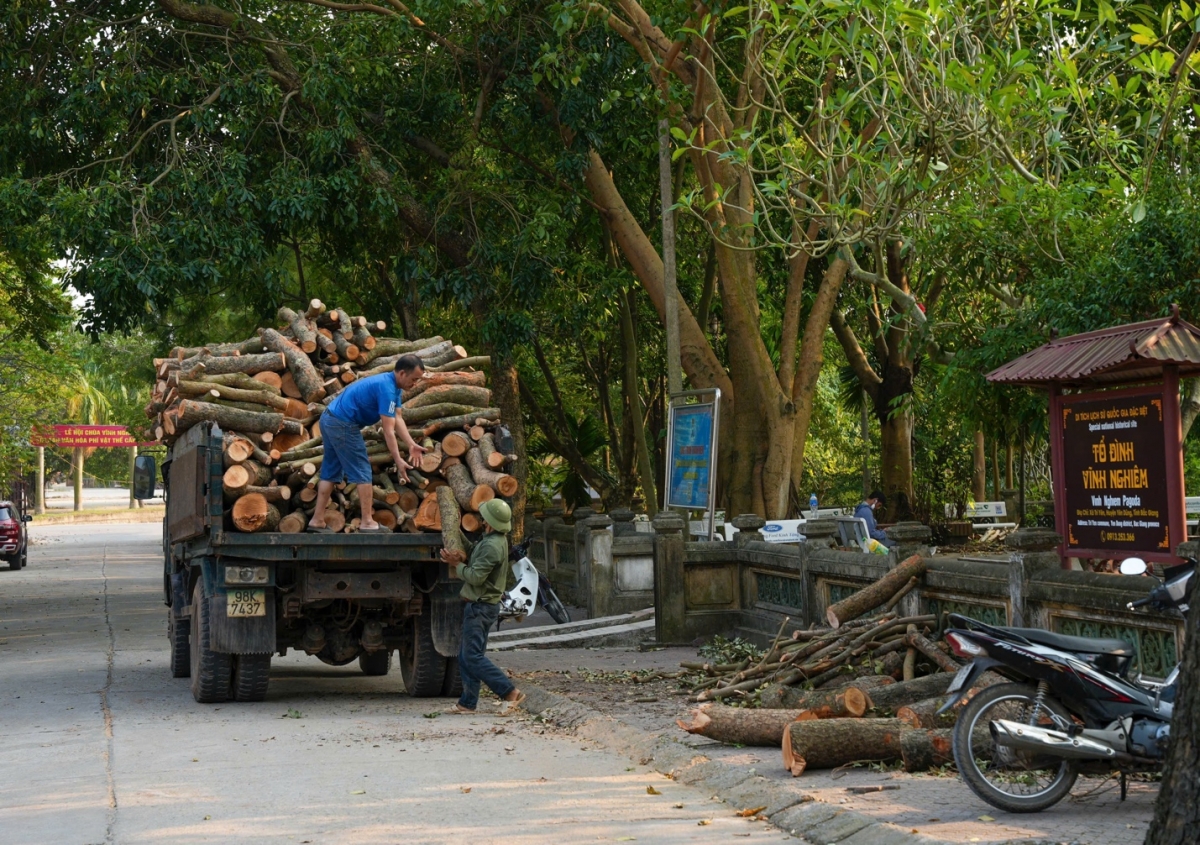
458, 601, 514, 710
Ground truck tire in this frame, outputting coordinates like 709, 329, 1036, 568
358, 650, 391, 676
168, 607, 190, 678
231, 654, 271, 702
189, 579, 232, 703
441, 657, 463, 698
400, 608, 446, 697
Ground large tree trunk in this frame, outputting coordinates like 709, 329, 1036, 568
1145, 576, 1200, 845
973, 429, 987, 502
878, 399, 915, 518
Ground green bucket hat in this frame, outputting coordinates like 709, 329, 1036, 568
479, 498, 512, 533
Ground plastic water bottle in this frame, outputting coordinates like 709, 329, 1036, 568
809, 493, 818, 519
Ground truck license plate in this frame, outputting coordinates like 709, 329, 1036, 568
227, 588, 266, 618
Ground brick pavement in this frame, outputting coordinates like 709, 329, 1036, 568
498, 646, 1157, 845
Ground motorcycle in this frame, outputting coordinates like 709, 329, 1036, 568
498, 539, 572, 625
939, 555, 1192, 813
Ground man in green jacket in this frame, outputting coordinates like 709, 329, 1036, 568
439, 498, 525, 715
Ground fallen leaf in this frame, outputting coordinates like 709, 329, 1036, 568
504, 746, 515, 752
697, 820, 711, 826
616, 838, 637, 842
460, 787, 472, 794
350, 790, 366, 795
203, 815, 211, 820
673, 803, 684, 809
978, 815, 994, 822
736, 806, 767, 817
646, 786, 662, 795
423, 712, 440, 719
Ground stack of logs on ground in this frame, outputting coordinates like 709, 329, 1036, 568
147, 299, 515, 544
677, 556, 987, 776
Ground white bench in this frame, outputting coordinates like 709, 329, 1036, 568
946, 501, 1018, 531
1186, 496, 1200, 533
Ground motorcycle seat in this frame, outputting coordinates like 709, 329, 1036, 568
1003, 626, 1134, 657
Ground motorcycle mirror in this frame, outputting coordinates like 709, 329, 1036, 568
1119, 557, 1148, 576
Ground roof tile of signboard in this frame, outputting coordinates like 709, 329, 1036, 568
987, 310, 1200, 387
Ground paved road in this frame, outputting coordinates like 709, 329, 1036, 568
0, 524, 783, 845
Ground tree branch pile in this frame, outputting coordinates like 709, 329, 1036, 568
146, 300, 516, 534
675, 557, 977, 774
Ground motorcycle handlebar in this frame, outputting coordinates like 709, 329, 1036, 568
1127, 597, 1154, 610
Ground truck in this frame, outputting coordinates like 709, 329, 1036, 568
136, 423, 463, 703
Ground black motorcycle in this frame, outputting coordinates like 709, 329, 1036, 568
939, 555, 1191, 813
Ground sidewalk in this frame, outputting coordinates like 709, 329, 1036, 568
500, 645, 1155, 845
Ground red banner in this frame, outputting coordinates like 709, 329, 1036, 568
30, 425, 157, 448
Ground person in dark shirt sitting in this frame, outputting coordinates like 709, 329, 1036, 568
854, 490, 897, 549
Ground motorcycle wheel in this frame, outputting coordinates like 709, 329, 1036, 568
539, 581, 571, 625
953, 682, 1078, 813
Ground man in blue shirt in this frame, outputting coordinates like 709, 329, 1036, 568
308, 354, 427, 533
854, 490, 897, 549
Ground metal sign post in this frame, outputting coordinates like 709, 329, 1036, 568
664, 388, 721, 540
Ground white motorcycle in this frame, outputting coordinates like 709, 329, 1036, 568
498, 539, 571, 624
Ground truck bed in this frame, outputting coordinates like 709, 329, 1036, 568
207, 530, 441, 563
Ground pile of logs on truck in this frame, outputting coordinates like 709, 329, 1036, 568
147, 300, 515, 545
677, 556, 986, 775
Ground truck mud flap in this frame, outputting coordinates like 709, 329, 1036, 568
430, 586, 464, 658
210, 590, 276, 655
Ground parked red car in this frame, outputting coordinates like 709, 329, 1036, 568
0, 500, 30, 570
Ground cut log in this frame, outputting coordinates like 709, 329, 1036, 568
333, 331, 360, 362
231, 495, 281, 533
280, 371, 301, 399
429, 355, 490, 373
826, 554, 927, 628
896, 697, 958, 730
278, 306, 318, 354
464, 447, 519, 497
402, 402, 493, 426
251, 370, 283, 390
405, 369, 486, 399
304, 298, 326, 320
414, 495, 442, 531
677, 704, 810, 747
401, 384, 492, 411
419, 443, 444, 473
900, 728, 955, 772
259, 328, 325, 403
323, 510, 346, 533
478, 432, 508, 469
460, 512, 482, 532
819, 674, 896, 693
191, 372, 282, 393
441, 430, 472, 457
222, 436, 256, 467
862, 673, 956, 714
781, 718, 908, 776
443, 460, 493, 512
905, 631, 962, 673
352, 325, 376, 351
180, 380, 291, 412
418, 409, 500, 437
171, 337, 267, 359
171, 400, 284, 437
272, 431, 307, 453
360, 336, 444, 364
225, 484, 291, 505
396, 489, 419, 513
437, 487, 468, 557
373, 508, 397, 530
758, 684, 870, 715
279, 510, 308, 533
423, 345, 465, 368
180, 351, 287, 376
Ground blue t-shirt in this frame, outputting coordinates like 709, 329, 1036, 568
326, 372, 402, 427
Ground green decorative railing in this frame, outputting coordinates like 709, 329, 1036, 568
553, 540, 575, 568
926, 597, 1009, 627
1053, 616, 1178, 679
756, 572, 804, 612
826, 581, 866, 606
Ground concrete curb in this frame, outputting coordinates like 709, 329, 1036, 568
519, 683, 956, 845
31, 509, 164, 526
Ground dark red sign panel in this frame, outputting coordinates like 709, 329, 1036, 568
30, 425, 156, 448
1060, 392, 1170, 555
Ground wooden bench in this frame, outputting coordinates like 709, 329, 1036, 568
945, 501, 1018, 531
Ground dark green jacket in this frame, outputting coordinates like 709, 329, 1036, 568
455, 532, 508, 603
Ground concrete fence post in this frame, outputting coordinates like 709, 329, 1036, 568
1005, 528, 1062, 627
652, 513, 687, 644
584, 514, 614, 619
731, 513, 765, 548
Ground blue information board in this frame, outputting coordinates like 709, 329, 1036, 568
667, 403, 715, 510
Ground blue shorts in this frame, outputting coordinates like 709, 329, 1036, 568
319, 411, 373, 484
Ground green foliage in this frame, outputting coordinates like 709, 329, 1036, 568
698, 635, 763, 665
